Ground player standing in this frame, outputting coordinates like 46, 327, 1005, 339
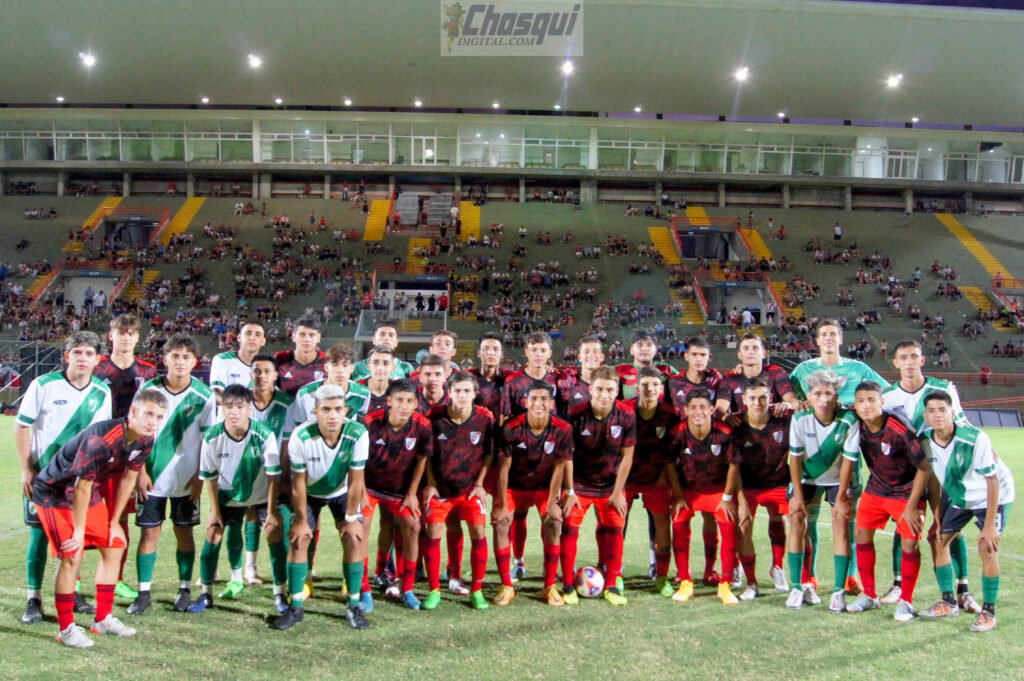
275, 315, 326, 397
360, 345, 396, 413
290, 342, 371, 430
469, 332, 509, 417
615, 330, 676, 400
350, 321, 415, 381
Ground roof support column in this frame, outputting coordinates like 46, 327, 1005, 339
580, 179, 596, 204
123, 172, 131, 197
186, 172, 195, 198
903, 189, 913, 214
718, 183, 726, 207
57, 171, 66, 197
843, 186, 852, 211
259, 173, 272, 199
519, 177, 526, 204
324, 173, 331, 199
251, 173, 259, 199
782, 184, 790, 209
963, 191, 974, 213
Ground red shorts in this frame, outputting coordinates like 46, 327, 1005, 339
674, 489, 733, 524
37, 503, 125, 558
566, 494, 626, 529
625, 484, 671, 515
743, 487, 789, 516
504, 489, 551, 516
856, 491, 925, 540
427, 496, 487, 525
362, 492, 418, 520
101, 474, 137, 516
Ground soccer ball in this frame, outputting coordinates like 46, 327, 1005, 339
574, 566, 605, 597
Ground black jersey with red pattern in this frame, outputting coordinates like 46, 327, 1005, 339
568, 400, 637, 497
363, 409, 434, 499
559, 370, 593, 413
499, 413, 573, 492
469, 368, 510, 417
429, 405, 495, 498
666, 369, 723, 416
732, 414, 792, 489
356, 378, 389, 415
32, 418, 152, 509
859, 415, 928, 499
716, 366, 795, 414
417, 389, 450, 416
615, 363, 675, 400
93, 356, 158, 419
670, 420, 737, 491
628, 399, 680, 487
500, 369, 563, 420
275, 350, 327, 396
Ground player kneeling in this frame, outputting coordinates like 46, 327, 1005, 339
33, 390, 166, 648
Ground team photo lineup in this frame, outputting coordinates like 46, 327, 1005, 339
14, 311, 1014, 648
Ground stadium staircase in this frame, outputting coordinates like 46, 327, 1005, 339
935, 213, 1011, 278
363, 200, 391, 241
26, 269, 60, 302
120, 270, 161, 304
63, 197, 123, 252
406, 237, 432, 275
459, 201, 481, 241
427, 193, 454, 225
393, 193, 419, 227
684, 206, 712, 226
647, 226, 681, 265
158, 198, 205, 245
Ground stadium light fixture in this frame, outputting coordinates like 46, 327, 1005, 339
634, 106, 643, 113
56, 96, 65, 103
734, 67, 749, 82
886, 73, 903, 88
248, 54, 262, 69
274, 97, 283, 105
343, 98, 353, 106
200, 96, 209, 104
79, 52, 96, 68
414, 98, 423, 107
492, 101, 500, 109
777, 111, 786, 118
553, 104, 561, 110
911, 117, 919, 123
561, 60, 574, 75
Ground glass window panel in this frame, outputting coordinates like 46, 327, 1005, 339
1, 138, 25, 160
221, 140, 251, 162
188, 139, 219, 162
26, 138, 55, 161
88, 139, 118, 161
328, 141, 355, 162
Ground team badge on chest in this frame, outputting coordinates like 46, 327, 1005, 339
544, 441, 555, 454
610, 425, 622, 439
404, 437, 417, 451
711, 444, 722, 456
470, 431, 481, 445
773, 431, 784, 443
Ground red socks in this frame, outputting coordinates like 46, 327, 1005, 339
425, 537, 443, 591
446, 527, 465, 581
801, 545, 814, 584
95, 583, 114, 622
375, 548, 390, 576
560, 525, 580, 590
361, 557, 371, 593
702, 526, 719, 575
55, 592, 76, 631
856, 542, 877, 599
672, 520, 692, 582
511, 512, 528, 561
470, 538, 488, 592
542, 542, 561, 589
901, 548, 921, 603
740, 554, 757, 586
654, 550, 671, 579
718, 521, 738, 579
604, 527, 624, 586
495, 545, 513, 587
768, 517, 786, 569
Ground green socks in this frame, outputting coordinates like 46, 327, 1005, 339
176, 550, 196, 582
25, 526, 48, 590
244, 521, 261, 553
788, 551, 804, 587
200, 541, 221, 585
833, 554, 850, 593
226, 524, 244, 571
137, 551, 158, 584
343, 562, 364, 606
269, 541, 288, 587
891, 533, 902, 580
982, 575, 1000, 606
950, 534, 970, 581
287, 562, 308, 609
935, 562, 955, 594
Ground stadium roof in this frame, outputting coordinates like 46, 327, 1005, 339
3, 0, 1023, 128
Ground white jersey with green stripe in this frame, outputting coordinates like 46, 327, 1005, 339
921, 424, 1015, 510
209, 351, 254, 390
200, 420, 280, 507
883, 377, 966, 434
288, 379, 372, 434
788, 407, 861, 486
790, 356, 888, 406
252, 390, 295, 441
16, 371, 111, 469
140, 377, 218, 497
288, 419, 368, 500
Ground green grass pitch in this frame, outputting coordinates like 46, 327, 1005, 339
0, 415, 1021, 680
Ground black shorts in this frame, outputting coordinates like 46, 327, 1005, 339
789, 482, 857, 507
940, 497, 1010, 537
305, 494, 349, 531
24, 497, 42, 528
136, 495, 200, 528
218, 502, 269, 527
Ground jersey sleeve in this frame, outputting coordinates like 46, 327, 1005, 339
973, 431, 996, 477
263, 432, 281, 476
906, 432, 927, 469
350, 431, 369, 470
200, 394, 219, 431
285, 396, 309, 439
68, 436, 110, 482
499, 382, 513, 419
96, 389, 112, 422
199, 435, 218, 480
622, 410, 637, 449
15, 378, 42, 426
288, 437, 307, 473
864, 365, 890, 389
209, 357, 228, 391
772, 368, 795, 400
949, 383, 968, 425
558, 426, 574, 461
498, 427, 514, 458
842, 419, 861, 457
789, 365, 809, 402
788, 416, 805, 457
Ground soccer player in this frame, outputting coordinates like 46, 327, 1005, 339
209, 319, 267, 392
275, 315, 326, 397
426, 329, 459, 380
469, 333, 508, 416
422, 372, 495, 610
16, 331, 112, 624
361, 379, 434, 609
31, 389, 166, 647
360, 345, 396, 413
492, 380, 572, 606
784, 370, 861, 611
919, 392, 1014, 632
615, 330, 676, 400
274, 384, 370, 630
128, 334, 218, 615
840, 382, 930, 621
714, 333, 799, 419
881, 340, 975, 611
290, 342, 371, 431
350, 320, 415, 381
190, 385, 283, 612
93, 314, 157, 600
627, 366, 679, 597
562, 366, 636, 606
733, 377, 793, 600
665, 389, 741, 606
560, 335, 606, 412
416, 353, 451, 414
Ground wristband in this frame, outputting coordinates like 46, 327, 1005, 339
564, 488, 576, 497
344, 513, 359, 523
721, 493, 734, 502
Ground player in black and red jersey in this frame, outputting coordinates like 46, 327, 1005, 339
562, 366, 636, 606
558, 335, 605, 412
666, 388, 742, 606
469, 332, 509, 417
628, 366, 680, 597
715, 334, 799, 419
841, 381, 930, 620
492, 380, 572, 606
422, 372, 495, 611
275, 316, 326, 396
359, 345, 395, 414
416, 354, 451, 415
92, 314, 158, 600
32, 389, 166, 648
615, 330, 676, 401
360, 379, 433, 609
732, 377, 793, 600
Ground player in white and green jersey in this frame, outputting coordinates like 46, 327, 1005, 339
289, 341, 371, 434
350, 320, 415, 382
15, 331, 111, 624
188, 385, 284, 612
273, 384, 370, 631
919, 391, 1015, 632
209, 320, 267, 391
784, 370, 861, 612
790, 319, 888, 406
881, 340, 975, 609
127, 334, 218, 616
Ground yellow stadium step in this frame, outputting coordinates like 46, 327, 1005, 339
958, 285, 1012, 332
740, 228, 773, 260
64, 197, 122, 251
403, 319, 423, 333
647, 226, 681, 265
158, 198, 205, 246
121, 270, 160, 304
685, 206, 711, 226
679, 298, 705, 324
26, 269, 60, 302
363, 199, 392, 241
771, 281, 804, 318
459, 201, 481, 242
406, 237, 432, 275
452, 291, 479, 319
935, 214, 1012, 279
456, 340, 476, 359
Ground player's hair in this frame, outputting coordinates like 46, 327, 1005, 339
131, 388, 168, 410
431, 329, 458, 344
854, 380, 883, 395
816, 318, 842, 336
238, 319, 266, 333
314, 383, 348, 407
629, 329, 655, 345
526, 379, 555, 397
109, 314, 141, 333
805, 369, 842, 391
222, 384, 253, 405
685, 387, 714, 405
893, 339, 922, 354
478, 331, 503, 347
450, 371, 479, 391
293, 315, 321, 332
65, 330, 102, 354
578, 334, 603, 350
252, 353, 277, 367
525, 331, 551, 348
162, 333, 200, 358
418, 353, 446, 370
739, 333, 764, 349
637, 366, 664, 382
685, 337, 710, 350
590, 365, 619, 384
386, 378, 419, 398
743, 376, 772, 392
373, 320, 399, 335
366, 344, 394, 360
326, 342, 355, 364
923, 391, 953, 407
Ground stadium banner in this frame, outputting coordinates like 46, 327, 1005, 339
441, 1, 583, 56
